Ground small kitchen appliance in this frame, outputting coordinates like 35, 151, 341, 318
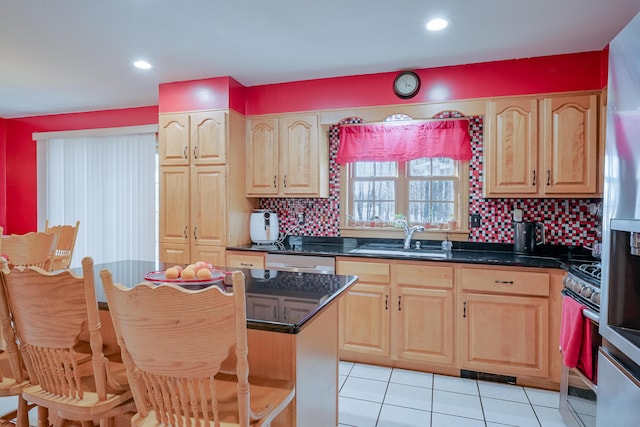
250, 210, 280, 245
513, 221, 545, 254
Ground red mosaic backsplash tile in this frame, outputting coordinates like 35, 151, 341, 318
259, 114, 602, 247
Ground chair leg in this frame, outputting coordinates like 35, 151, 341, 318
37, 406, 49, 427
52, 416, 66, 427
99, 417, 114, 427
16, 397, 29, 427
80, 421, 94, 427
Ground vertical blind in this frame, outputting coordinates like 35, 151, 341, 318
38, 133, 157, 266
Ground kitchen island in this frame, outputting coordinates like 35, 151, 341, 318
81, 260, 358, 427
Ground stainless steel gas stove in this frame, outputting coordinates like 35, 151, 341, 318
563, 262, 602, 311
560, 261, 601, 427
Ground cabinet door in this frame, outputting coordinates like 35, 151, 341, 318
191, 166, 226, 247
279, 114, 320, 196
159, 113, 190, 166
246, 117, 279, 196
394, 286, 454, 365
191, 111, 227, 166
459, 292, 549, 378
541, 94, 598, 195
159, 242, 189, 265
484, 98, 538, 196
339, 283, 390, 357
191, 245, 226, 268
159, 166, 190, 244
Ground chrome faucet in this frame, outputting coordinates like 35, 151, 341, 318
401, 220, 425, 249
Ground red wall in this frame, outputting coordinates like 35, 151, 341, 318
4, 106, 158, 234
3, 50, 609, 234
0, 118, 6, 231
244, 52, 606, 115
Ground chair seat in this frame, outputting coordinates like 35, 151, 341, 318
22, 383, 134, 421
131, 374, 295, 427
0, 354, 28, 396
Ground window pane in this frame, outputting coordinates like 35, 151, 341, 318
431, 158, 455, 176
354, 161, 396, 177
431, 202, 454, 223
409, 158, 432, 176
408, 202, 431, 224
432, 180, 454, 201
408, 181, 430, 201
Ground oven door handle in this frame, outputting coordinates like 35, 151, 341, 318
582, 307, 600, 323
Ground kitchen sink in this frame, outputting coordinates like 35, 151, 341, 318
348, 247, 449, 258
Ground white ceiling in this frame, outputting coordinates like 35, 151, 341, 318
1, 0, 639, 119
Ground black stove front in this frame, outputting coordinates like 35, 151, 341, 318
563, 262, 602, 313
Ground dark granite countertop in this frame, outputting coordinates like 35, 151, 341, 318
79, 260, 358, 335
227, 236, 598, 270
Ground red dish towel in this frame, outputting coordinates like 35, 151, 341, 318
559, 296, 587, 368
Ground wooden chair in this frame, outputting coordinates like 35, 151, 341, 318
0, 256, 32, 427
44, 220, 80, 270
100, 270, 295, 427
1, 231, 58, 271
2, 257, 135, 427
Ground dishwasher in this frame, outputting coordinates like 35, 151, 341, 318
265, 253, 335, 274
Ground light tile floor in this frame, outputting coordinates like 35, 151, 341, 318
339, 361, 569, 427
0, 362, 569, 427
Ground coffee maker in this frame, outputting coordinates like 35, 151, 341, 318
513, 221, 545, 254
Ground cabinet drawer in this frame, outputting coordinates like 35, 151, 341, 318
337, 260, 390, 283
458, 267, 549, 296
226, 252, 265, 269
395, 263, 453, 288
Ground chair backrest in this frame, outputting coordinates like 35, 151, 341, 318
101, 270, 250, 426
44, 220, 80, 270
1, 231, 58, 271
2, 257, 111, 400
0, 256, 27, 385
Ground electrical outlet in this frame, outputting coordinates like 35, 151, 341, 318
470, 214, 481, 228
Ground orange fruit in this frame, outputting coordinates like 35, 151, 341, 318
181, 268, 196, 280
197, 268, 213, 279
165, 267, 180, 279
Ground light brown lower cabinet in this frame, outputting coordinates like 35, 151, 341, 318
337, 257, 564, 390
337, 258, 454, 366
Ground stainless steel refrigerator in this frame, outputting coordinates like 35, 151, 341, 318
598, 10, 640, 427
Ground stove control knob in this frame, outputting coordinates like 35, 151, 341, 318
582, 287, 594, 298
592, 292, 601, 306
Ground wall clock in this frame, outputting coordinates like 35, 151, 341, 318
393, 71, 421, 99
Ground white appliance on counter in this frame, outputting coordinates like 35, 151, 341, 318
250, 210, 280, 245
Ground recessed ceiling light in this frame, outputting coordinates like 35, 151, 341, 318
426, 17, 450, 31
133, 60, 152, 70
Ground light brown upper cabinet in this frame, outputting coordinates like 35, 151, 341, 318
484, 93, 600, 197
159, 110, 255, 266
246, 113, 329, 197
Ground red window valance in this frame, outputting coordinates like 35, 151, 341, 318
336, 119, 472, 164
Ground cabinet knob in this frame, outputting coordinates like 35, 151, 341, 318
532, 170, 536, 186
183, 146, 188, 159
463, 301, 467, 318
547, 170, 551, 186
273, 176, 277, 188
398, 296, 402, 311
494, 280, 514, 285
385, 295, 389, 310
193, 146, 198, 159
193, 226, 198, 240
183, 226, 188, 239
283, 175, 287, 188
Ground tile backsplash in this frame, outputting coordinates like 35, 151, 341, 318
259, 114, 601, 247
